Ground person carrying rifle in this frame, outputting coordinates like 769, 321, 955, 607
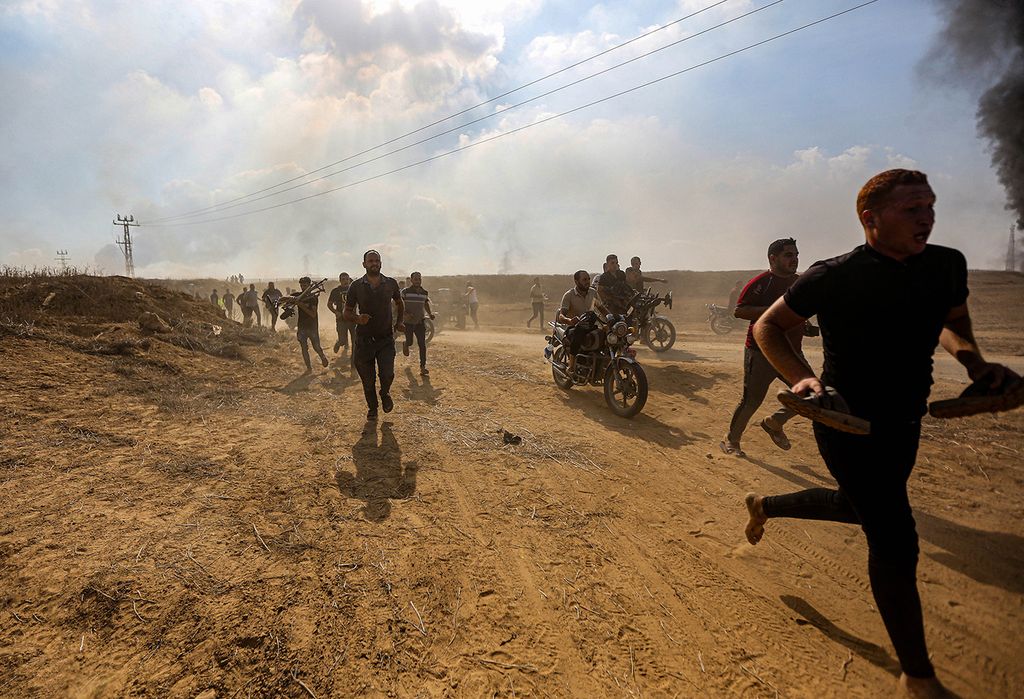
279, 276, 329, 374
262, 282, 283, 331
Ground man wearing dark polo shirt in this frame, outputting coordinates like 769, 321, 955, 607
597, 254, 631, 314
745, 169, 1019, 697
344, 250, 405, 420
721, 238, 804, 456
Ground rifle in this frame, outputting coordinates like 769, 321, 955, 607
278, 278, 327, 321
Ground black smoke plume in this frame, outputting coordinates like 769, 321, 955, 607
923, 1, 1024, 229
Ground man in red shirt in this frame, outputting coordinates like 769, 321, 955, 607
721, 238, 806, 456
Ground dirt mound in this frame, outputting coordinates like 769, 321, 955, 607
0, 273, 271, 359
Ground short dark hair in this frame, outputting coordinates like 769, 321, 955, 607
299, 276, 311, 285
411, 271, 421, 278
574, 269, 590, 283
857, 169, 929, 216
363, 249, 380, 262
606, 254, 618, 263
768, 238, 797, 257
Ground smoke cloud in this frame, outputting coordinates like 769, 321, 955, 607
924, 0, 1024, 229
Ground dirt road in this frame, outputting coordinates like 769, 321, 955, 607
1, 321, 1022, 698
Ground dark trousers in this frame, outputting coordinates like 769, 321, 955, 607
265, 305, 277, 330
297, 325, 327, 369
336, 316, 356, 362
354, 335, 396, 410
527, 302, 544, 327
762, 421, 933, 678
727, 346, 797, 444
404, 322, 428, 367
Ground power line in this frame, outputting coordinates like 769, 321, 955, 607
113, 214, 139, 276
153, 0, 785, 223
148, 0, 738, 223
146, 0, 880, 229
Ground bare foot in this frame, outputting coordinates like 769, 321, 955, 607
744, 493, 767, 545
898, 673, 958, 698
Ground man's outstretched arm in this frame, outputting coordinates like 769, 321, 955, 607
753, 298, 820, 395
941, 303, 1019, 387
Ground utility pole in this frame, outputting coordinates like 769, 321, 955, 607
1008, 225, 1017, 273
55, 249, 69, 271
113, 214, 139, 277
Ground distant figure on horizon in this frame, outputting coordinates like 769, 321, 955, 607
527, 277, 547, 329
728, 279, 744, 311
463, 282, 479, 329
222, 288, 235, 320
238, 273, 244, 285
210, 288, 219, 308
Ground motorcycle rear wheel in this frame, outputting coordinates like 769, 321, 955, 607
604, 360, 648, 418
424, 318, 435, 344
643, 317, 676, 352
552, 346, 573, 390
710, 316, 733, 335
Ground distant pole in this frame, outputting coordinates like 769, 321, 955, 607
1009, 226, 1017, 273
113, 214, 139, 277
55, 249, 69, 271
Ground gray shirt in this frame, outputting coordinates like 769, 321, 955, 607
560, 287, 597, 318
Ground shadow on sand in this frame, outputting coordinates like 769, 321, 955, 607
916, 511, 1024, 595
275, 372, 315, 395
335, 421, 417, 523
641, 363, 730, 404
780, 595, 900, 676
555, 389, 695, 448
402, 367, 444, 406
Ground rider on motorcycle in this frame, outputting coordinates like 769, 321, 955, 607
558, 270, 609, 376
597, 254, 634, 315
625, 256, 666, 292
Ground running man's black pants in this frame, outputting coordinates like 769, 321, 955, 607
297, 326, 327, 369
354, 335, 396, 410
404, 322, 427, 368
726, 346, 796, 444
762, 421, 934, 678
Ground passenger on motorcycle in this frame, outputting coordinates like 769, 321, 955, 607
625, 256, 666, 292
597, 254, 634, 315
558, 270, 610, 376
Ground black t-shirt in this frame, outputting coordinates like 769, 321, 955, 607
598, 269, 631, 311
345, 274, 401, 338
784, 244, 968, 422
328, 284, 349, 312
289, 291, 319, 333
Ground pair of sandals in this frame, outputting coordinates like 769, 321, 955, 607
776, 374, 1024, 435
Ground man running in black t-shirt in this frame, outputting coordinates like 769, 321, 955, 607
745, 169, 1018, 698
279, 276, 329, 374
344, 250, 405, 420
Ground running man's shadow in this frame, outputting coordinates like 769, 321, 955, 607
916, 511, 1024, 595
780, 595, 900, 676
403, 367, 444, 406
322, 364, 359, 395
275, 372, 315, 395
335, 421, 417, 522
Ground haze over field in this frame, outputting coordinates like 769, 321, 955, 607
1, 0, 1021, 277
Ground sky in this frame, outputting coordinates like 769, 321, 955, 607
0, 0, 1017, 278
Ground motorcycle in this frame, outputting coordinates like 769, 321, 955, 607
545, 310, 649, 418
706, 303, 737, 335
630, 288, 676, 352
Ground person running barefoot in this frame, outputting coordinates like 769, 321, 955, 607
745, 169, 1016, 698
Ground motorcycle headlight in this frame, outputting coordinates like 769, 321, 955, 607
614, 321, 628, 337
606, 332, 619, 345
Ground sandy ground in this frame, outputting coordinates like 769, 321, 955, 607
1, 302, 1023, 697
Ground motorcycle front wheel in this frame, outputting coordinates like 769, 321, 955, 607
604, 360, 648, 418
710, 315, 733, 335
551, 345, 574, 390
643, 317, 676, 352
